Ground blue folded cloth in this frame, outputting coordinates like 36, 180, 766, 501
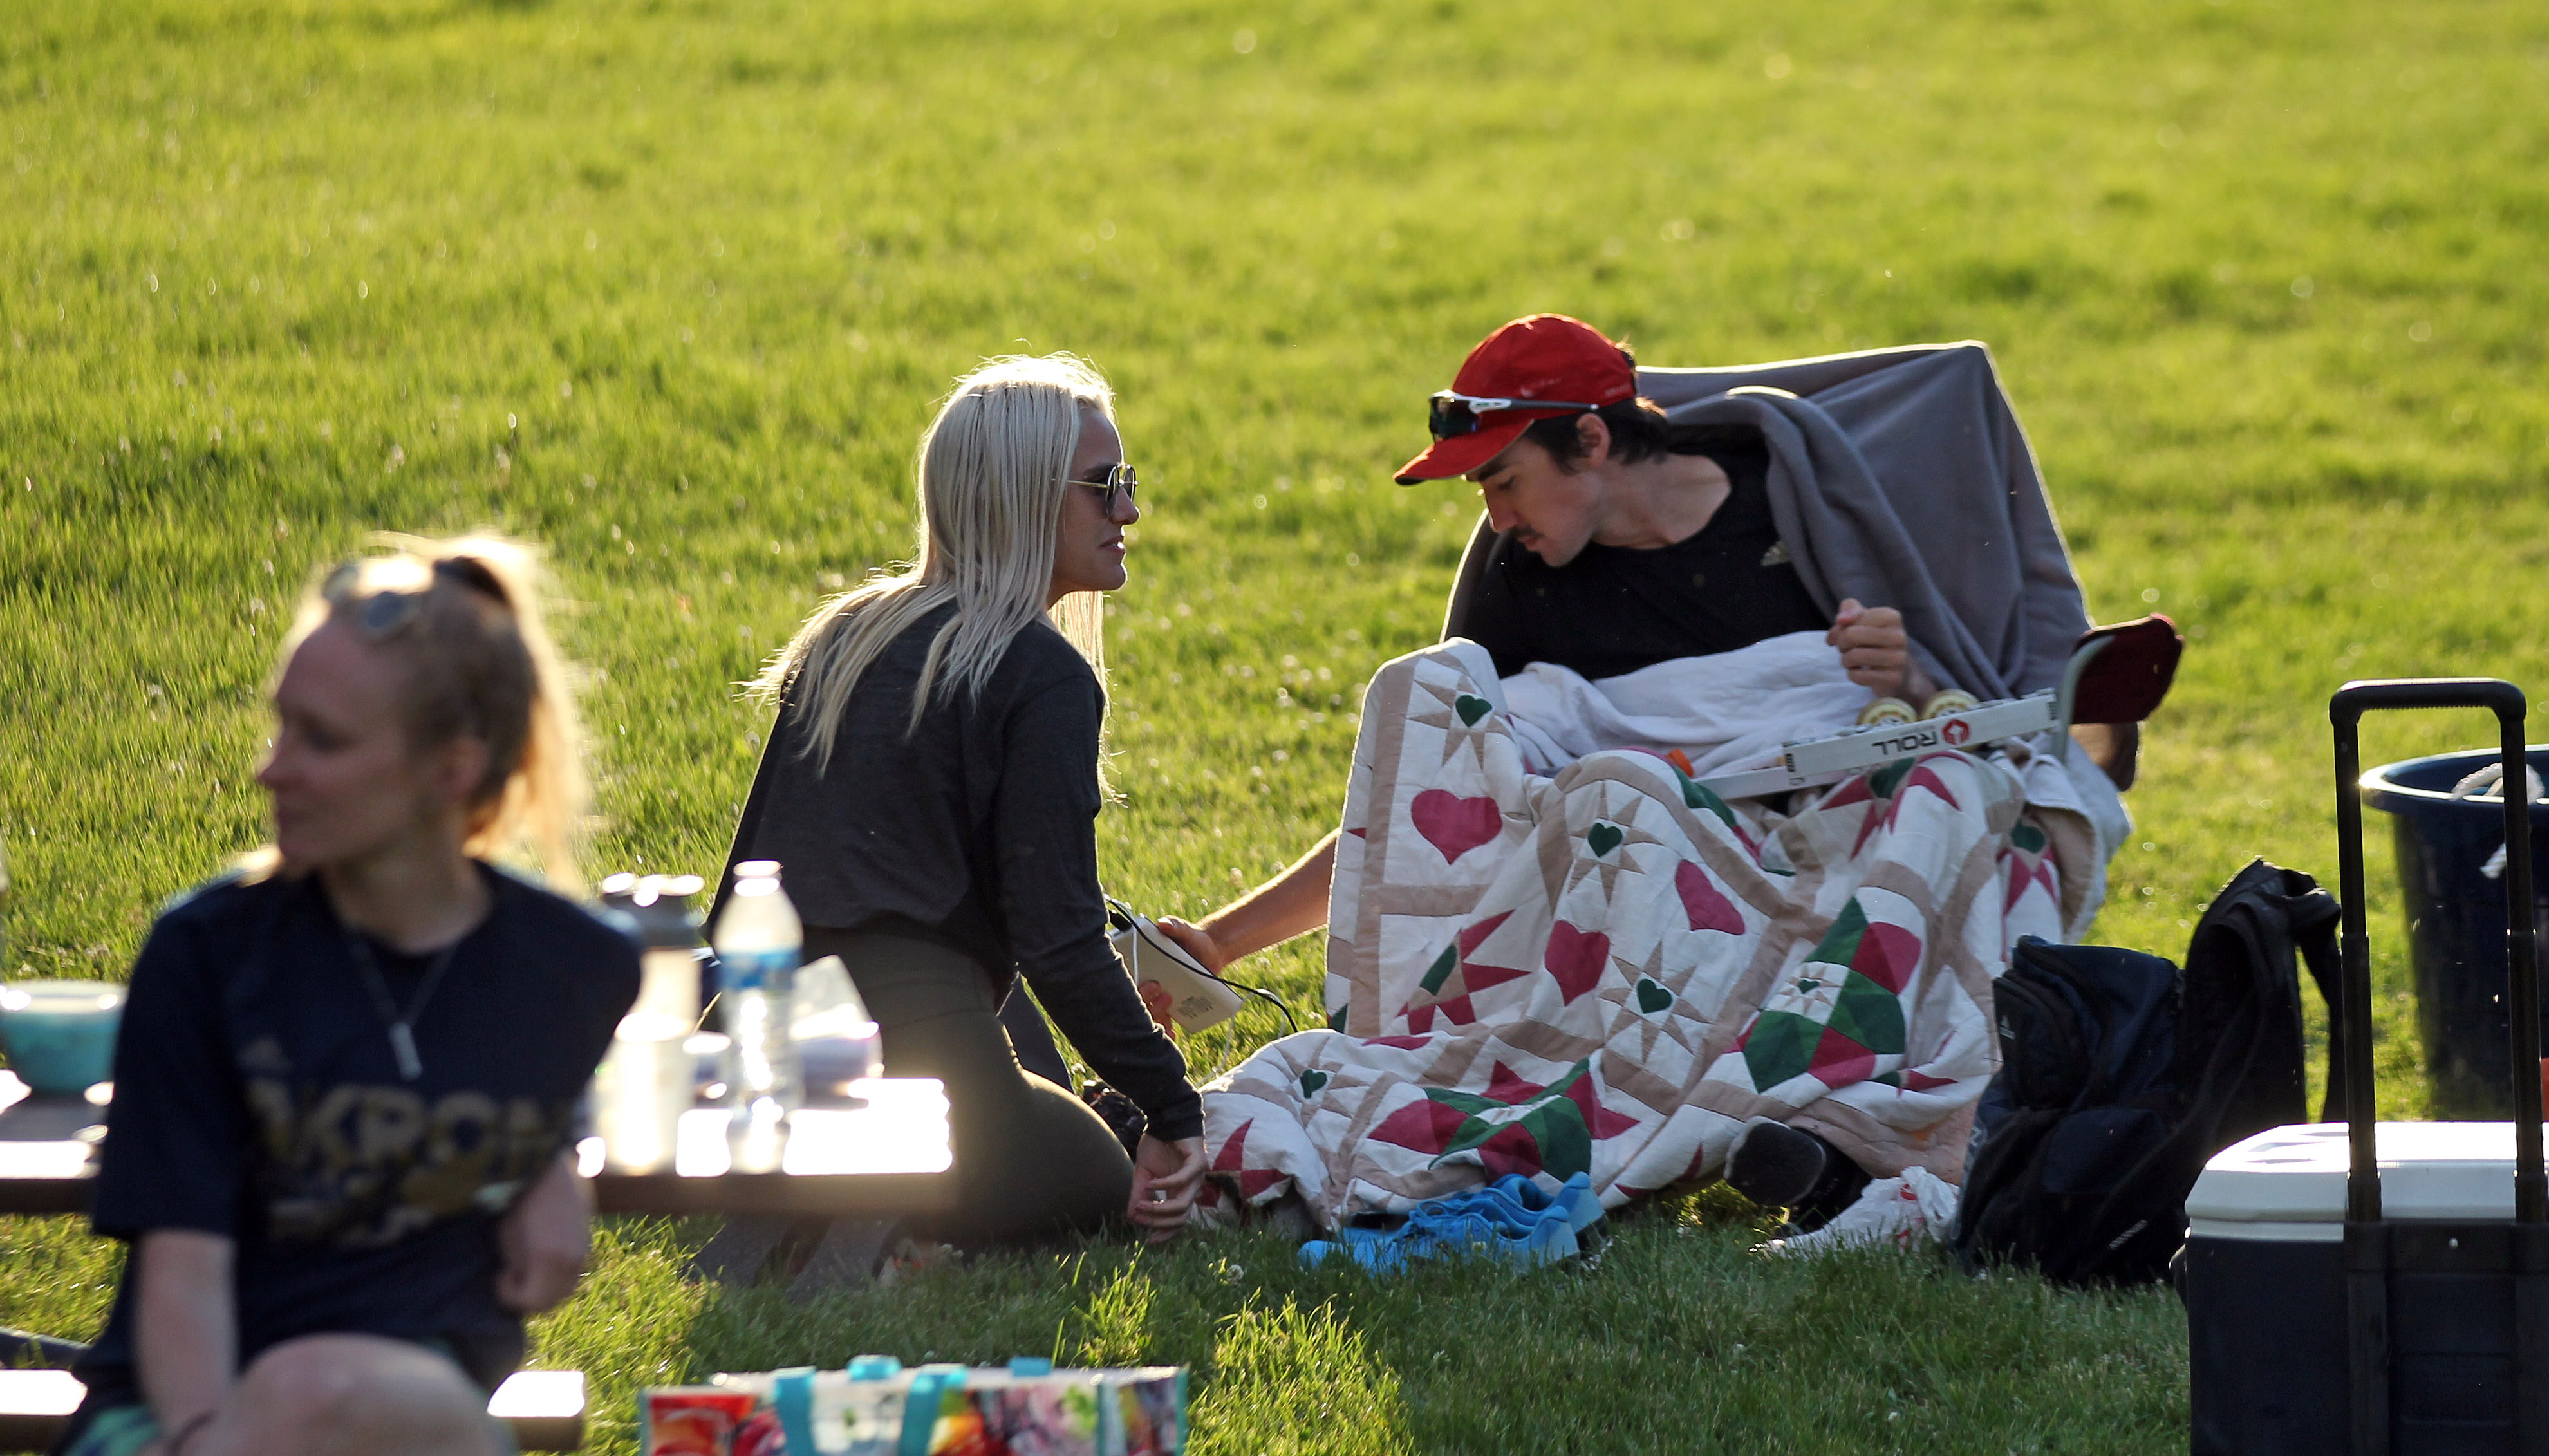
1299, 1173, 1605, 1273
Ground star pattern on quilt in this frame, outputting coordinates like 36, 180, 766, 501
1212, 1119, 1287, 1200
1398, 911, 1526, 1031
1765, 964, 1844, 1020
1733, 897, 1918, 1092
1410, 677, 1498, 778
1820, 752, 1966, 857
1562, 787, 1670, 902
2001, 818, 2057, 915
1368, 1058, 1641, 1180
1592, 939, 1696, 1063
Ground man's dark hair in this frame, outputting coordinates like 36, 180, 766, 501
1517, 344, 1676, 469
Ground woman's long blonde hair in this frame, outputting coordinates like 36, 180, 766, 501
748, 353, 1113, 767
244, 532, 589, 891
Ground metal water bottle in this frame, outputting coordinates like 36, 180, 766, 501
710, 860, 803, 1173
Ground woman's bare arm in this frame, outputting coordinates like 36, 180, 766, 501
1155, 830, 1337, 973
135, 1229, 236, 1439
494, 1151, 592, 1314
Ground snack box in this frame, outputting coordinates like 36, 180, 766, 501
641, 1357, 1186, 1456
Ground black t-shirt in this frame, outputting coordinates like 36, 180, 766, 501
76, 865, 639, 1399
1462, 427, 1831, 680
727, 603, 1203, 1143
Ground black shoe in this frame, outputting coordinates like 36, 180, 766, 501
1726, 1121, 1829, 1209
1788, 1150, 1875, 1234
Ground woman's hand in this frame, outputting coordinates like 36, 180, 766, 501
1826, 598, 1935, 704
1126, 1134, 1209, 1243
495, 1150, 592, 1314
1151, 917, 1227, 975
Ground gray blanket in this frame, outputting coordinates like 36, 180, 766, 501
1633, 341, 2089, 702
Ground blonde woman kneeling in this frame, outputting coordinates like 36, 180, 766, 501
722, 354, 1206, 1247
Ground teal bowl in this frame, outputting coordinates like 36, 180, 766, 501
0, 981, 124, 1096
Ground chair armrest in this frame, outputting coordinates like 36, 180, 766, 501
2069, 722, 2141, 792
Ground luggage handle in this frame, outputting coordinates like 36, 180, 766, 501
2330, 678, 2541, 1224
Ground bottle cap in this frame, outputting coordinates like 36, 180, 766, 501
625, 875, 707, 948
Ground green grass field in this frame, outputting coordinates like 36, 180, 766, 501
3, 0, 2546, 1449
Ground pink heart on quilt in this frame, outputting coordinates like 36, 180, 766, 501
1411, 789, 1502, 864
1544, 922, 1610, 1002
1675, 861, 1744, 935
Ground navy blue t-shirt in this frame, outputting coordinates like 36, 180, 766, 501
75, 864, 638, 1399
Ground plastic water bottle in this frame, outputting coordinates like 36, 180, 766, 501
711, 859, 803, 1173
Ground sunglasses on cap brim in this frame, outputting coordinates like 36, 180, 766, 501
1427, 391, 1609, 441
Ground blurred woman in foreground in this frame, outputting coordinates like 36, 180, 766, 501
722, 353, 1206, 1247
60, 537, 637, 1456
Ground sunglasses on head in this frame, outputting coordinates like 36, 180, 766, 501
323, 555, 507, 640
1070, 462, 1139, 514
1427, 391, 1607, 441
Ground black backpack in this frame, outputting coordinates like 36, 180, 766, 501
1950, 859, 2342, 1285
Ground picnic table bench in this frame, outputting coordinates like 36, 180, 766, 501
0, 1368, 587, 1452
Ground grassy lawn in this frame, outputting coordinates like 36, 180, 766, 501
3, 0, 2544, 1449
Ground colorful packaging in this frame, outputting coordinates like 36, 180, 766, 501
644, 1390, 760, 1456
974, 1377, 1102, 1456
640, 1361, 1186, 1456
1097, 1370, 1187, 1456
732, 1409, 790, 1456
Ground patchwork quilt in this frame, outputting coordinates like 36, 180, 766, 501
1198, 640, 2080, 1230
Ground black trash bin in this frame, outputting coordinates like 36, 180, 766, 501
2358, 745, 2549, 1117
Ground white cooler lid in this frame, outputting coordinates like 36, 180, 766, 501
2189, 1122, 2549, 1238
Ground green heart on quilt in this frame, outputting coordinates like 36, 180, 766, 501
1455, 694, 1493, 727
1635, 977, 1673, 1014
1587, 821, 1624, 857
1299, 1069, 1330, 1098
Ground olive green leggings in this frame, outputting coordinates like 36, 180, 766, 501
804, 928, 1134, 1246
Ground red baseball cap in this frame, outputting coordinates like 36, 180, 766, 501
1394, 314, 1639, 484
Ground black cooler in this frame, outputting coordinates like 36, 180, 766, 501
2185, 679, 2549, 1456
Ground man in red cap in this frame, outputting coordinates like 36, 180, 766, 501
1160, 314, 1935, 978
1397, 313, 1928, 690
1155, 313, 1952, 1226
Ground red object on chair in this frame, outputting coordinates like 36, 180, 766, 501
2070, 614, 2183, 725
